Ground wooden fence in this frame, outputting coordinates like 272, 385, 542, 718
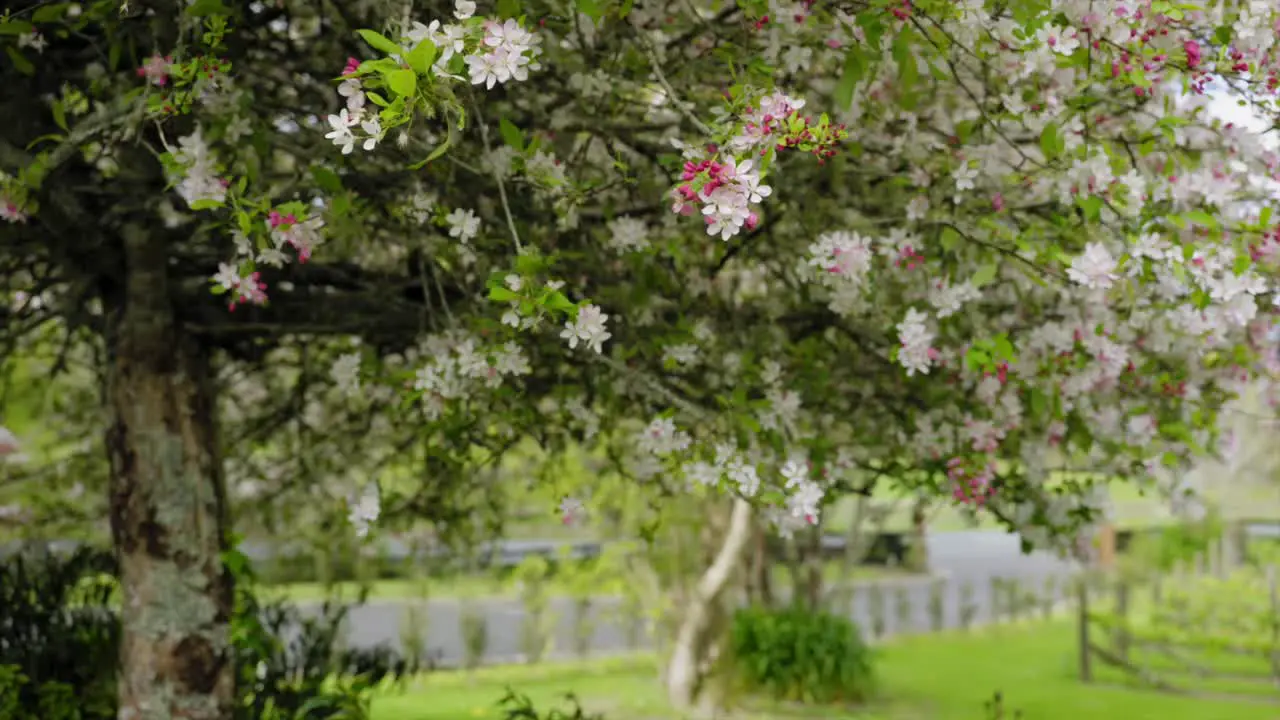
1076, 549, 1280, 703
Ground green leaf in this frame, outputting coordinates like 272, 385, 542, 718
50, 102, 68, 132
356, 29, 402, 56
190, 199, 225, 210
185, 0, 228, 17
1028, 388, 1047, 415
366, 92, 390, 107
409, 111, 457, 169
489, 286, 520, 302
496, 0, 521, 18
1183, 210, 1218, 229
1158, 421, 1190, 442
576, 0, 604, 21
405, 40, 438, 75
1039, 122, 1062, 159
971, 263, 999, 288
33, 4, 73, 22
1077, 195, 1103, 222
6, 47, 34, 76
965, 348, 991, 372
994, 336, 1015, 361
1232, 253, 1252, 276
939, 226, 961, 251
545, 291, 577, 313
310, 166, 343, 193
833, 49, 864, 111
0, 21, 35, 36
499, 117, 524, 151
515, 253, 546, 275
386, 68, 417, 97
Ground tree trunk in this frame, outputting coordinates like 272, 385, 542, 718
800, 525, 823, 612
744, 519, 773, 607
666, 497, 754, 714
105, 225, 234, 720
907, 497, 930, 572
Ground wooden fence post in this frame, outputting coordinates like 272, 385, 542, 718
1097, 523, 1117, 570
1267, 565, 1279, 685
990, 576, 1004, 624
1077, 575, 1092, 682
1208, 538, 1223, 578
927, 578, 946, 633
1113, 579, 1131, 662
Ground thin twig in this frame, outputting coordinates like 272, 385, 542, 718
589, 352, 712, 422
639, 35, 715, 136
471, 103, 523, 253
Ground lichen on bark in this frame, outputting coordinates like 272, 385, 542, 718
106, 224, 235, 720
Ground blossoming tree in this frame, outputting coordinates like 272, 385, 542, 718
3, 0, 1280, 716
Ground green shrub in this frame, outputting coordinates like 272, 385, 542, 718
0, 665, 83, 720
513, 555, 554, 664
0, 546, 119, 719
727, 605, 875, 704
0, 544, 414, 720
225, 547, 416, 720
1122, 513, 1222, 574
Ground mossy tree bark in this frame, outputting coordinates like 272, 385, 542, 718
104, 225, 234, 720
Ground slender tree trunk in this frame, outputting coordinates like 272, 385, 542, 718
908, 497, 930, 572
755, 525, 773, 607
743, 519, 773, 607
800, 525, 823, 612
666, 498, 753, 714
105, 225, 234, 720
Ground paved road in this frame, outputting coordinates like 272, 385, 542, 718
304, 530, 1081, 666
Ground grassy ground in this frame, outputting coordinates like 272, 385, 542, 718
370, 620, 1275, 720
262, 562, 916, 603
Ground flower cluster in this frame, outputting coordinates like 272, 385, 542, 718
325, 65, 384, 155
0, 426, 20, 459
0, 182, 27, 224
324, 1, 540, 155
561, 304, 611, 354
347, 482, 381, 538
170, 129, 226, 208
211, 262, 267, 311
410, 331, 531, 420
208, 199, 325, 309
780, 457, 824, 524
670, 91, 847, 241
265, 209, 324, 264
896, 309, 937, 377
463, 18, 542, 89
947, 456, 997, 506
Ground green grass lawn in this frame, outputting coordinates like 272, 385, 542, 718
370, 620, 1276, 720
